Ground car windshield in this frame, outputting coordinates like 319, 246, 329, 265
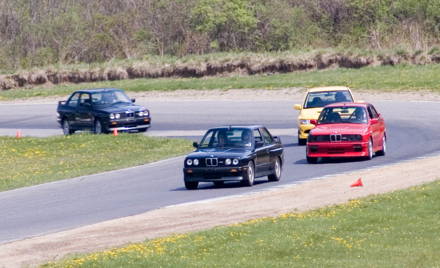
304, 90, 353, 108
199, 128, 253, 149
318, 106, 368, 124
91, 90, 131, 107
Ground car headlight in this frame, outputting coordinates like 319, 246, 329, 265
144, 110, 149, 116
193, 159, 199, 166
138, 111, 144, 116
109, 113, 115, 120
225, 158, 231, 165
232, 159, 239, 165
186, 159, 193, 166
115, 113, 120, 119
299, 119, 311, 125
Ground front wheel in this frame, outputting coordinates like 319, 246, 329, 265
298, 131, 307, 145
242, 161, 255, 187
62, 120, 74, 135
138, 128, 148, 133
365, 139, 374, 160
306, 156, 318, 164
185, 181, 199, 190
376, 135, 386, 156
268, 157, 282, 181
94, 120, 104, 134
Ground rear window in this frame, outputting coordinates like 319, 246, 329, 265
304, 90, 353, 108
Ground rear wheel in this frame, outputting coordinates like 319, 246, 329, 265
306, 156, 318, 164
185, 181, 199, 190
62, 120, 74, 135
242, 161, 255, 186
268, 157, 282, 181
376, 135, 386, 156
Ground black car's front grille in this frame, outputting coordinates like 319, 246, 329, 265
120, 112, 135, 119
206, 158, 218, 167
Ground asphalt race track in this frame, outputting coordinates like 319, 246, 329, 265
0, 99, 440, 243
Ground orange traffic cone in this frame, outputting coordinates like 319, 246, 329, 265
16, 130, 22, 139
113, 128, 118, 136
350, 178, 363, 187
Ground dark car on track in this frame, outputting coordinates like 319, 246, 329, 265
57, 88, 151, 135
183, 126, 284, 189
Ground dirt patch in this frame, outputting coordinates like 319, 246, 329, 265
0, 154, 439, 267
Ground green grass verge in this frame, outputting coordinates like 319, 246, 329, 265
45, 180, 440, 267
0, 134, 192, 192
1, 64, 440, 100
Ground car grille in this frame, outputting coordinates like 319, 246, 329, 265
309, 134, 362, 142
206, 158, 218, 167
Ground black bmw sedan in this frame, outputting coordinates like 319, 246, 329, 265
183, 126, 284, 189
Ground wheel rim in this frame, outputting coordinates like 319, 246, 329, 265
275, 160, 281, 178
248, 164, 254, 184
63, 121, 69, 135
95, 121, 102, 134
382, 136, 386, 153
368, 140, 373, 159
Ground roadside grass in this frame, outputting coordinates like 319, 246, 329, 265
45, 180, 440, 267
1, 64, 440, 100
0, 134, 192, 192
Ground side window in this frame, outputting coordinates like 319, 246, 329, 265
367, 106, 378, 119
253, 129, 263, 143
370, 105, 379, 117
79, 93, 92, 107
260, 128, 273, 145
67, 93, 80, 107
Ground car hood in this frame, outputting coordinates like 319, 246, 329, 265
187, 148, 251, 158
299, 108, 323, 120
95, 104, 145, 114
311, 124, 369, 135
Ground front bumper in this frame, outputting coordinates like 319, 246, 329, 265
183, 166, 248, 182
107, 117, 151, 131
298, 124, 316, 139
307, 141, 369, 158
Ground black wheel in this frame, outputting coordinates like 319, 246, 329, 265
94, 119, 105, 134
268, 157, 282, 182
242, 161, 255, 186
213, 181, 224, 187
185, 181, 199, 190
298, 131, 307, 145
138, 128, 148, 133
306, 156, 318, 164
62, 120, 74, 135
365, 138, 374, 160
376, 135, 386, 156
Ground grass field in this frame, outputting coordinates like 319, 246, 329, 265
0, 134, 192, 192
1, 64, 440, 100
45, 180, 440, 267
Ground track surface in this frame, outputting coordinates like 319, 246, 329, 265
1, 99, 440, 243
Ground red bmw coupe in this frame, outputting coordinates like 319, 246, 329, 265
306, 102, 386, 163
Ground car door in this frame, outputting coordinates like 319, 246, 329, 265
253, 129, 269, 175
260, 127, 283, 163
63, 92, 80, 128
76, 93, 94, 129
367, 105, 381, 149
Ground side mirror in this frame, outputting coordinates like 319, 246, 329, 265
192, 142, 199, 148
310, 119, 318, 125
131, 98, 136, 103
273, 136, 281, 144
294, 104, 302, 110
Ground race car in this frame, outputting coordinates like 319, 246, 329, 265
294, 86, 354, 145
183, 126, 284, 189
306, 102, 386, 163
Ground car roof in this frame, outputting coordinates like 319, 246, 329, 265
324, 102, 369, 108
209, 125, 264, 130
307, 86, 351, 93
74, 88, 124, 94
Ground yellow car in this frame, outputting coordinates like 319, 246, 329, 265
294, 86, 355, 145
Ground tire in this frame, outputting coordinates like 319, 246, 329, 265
138, 128, 148, 133
268, 157, 282, 182
185, 181, 199, 190
62, 120, 74, 135
376, 135, 386, 156
306, 156, 318, 164
298, 131, 307, 145
365, 138, 374, 160
242, 161, 255, 187
213, 181, 224, 187
94, 119, 104, 134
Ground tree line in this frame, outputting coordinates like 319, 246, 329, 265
1, 0, 439, 71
